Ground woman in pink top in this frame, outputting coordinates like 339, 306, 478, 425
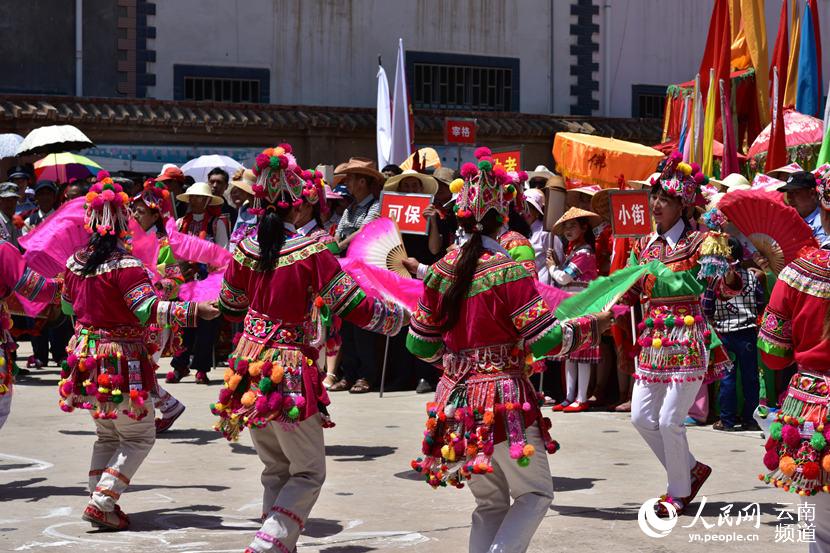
59, 171, 219, 531
548, 207, 602, 413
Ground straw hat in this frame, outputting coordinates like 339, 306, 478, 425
176, 181, 224, 206
432, 167, 456, 187
552, 206, 602, 235
334, 157, 385, 184
627, 172, 660, 189
590, 189, 613, 222
711, 173, 750, 193
544, 174, 566, 191
566, 184, 601, 206
383, 169, 438, 195
230, 169, 256, 196
524, 188, 545, 216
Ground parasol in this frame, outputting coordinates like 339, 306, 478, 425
747, 110, 823, 160
15, 125, 94, 157
0, 133, 24, 160
552, 133, 664, 189
181, 154, 244, 183
34, 152, 102, 182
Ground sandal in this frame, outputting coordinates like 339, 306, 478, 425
323, 372, 338, 389
349, 378, 371, 394
328, 378, 352, 392
82, 503, 129, 531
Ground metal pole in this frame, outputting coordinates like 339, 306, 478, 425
378, 335, 391, 397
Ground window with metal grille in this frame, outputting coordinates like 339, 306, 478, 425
631, 85, 667, 119
407, 52, 520, 112
174, 65, 270, 103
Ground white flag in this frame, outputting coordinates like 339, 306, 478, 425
376, 64, 392, 169
390, 38, 413, 165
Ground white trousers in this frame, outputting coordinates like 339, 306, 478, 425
467, 424, 554, 553
565, 361, 591, 404
248, 414, 326, 553
88, 405, 156, 511
809, 493, 830, 553
0, 390, 11, 431
630, 379, 700, 498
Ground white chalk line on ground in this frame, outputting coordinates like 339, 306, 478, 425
0, 452, 54, 473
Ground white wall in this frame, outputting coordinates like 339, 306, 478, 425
147, 0, 830, 118
149, 0, 554, 113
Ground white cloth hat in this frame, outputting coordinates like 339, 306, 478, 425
524, 188, 545, 216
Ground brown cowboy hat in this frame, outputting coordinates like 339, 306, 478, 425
552, 206, 602, 235
334, 157, 385, 184
432, 166, 457, 187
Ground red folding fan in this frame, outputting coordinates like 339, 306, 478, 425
718, 189, 818, 274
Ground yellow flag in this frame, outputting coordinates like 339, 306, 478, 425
784, 0, 801, 108
703, 69, 717, 175
740, 0, 770, 126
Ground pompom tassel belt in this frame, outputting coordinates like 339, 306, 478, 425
760, 369, 830, 496
411, 348, 558, 489
58, 325, 155, 420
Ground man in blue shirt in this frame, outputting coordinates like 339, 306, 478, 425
779, 170, 827, 243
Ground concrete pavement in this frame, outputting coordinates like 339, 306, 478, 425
0, 351, 809, 552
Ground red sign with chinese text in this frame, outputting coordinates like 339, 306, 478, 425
444, 118, 477, 144
379, 192, 433, 235
491, 149, 522, 173
608, 190, 652, 237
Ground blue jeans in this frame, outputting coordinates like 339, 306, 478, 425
718, 327, 760, 427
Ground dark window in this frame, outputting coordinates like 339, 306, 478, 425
174, 65, 269, 103
631, 84, 667, 119
407, 52, 519, 112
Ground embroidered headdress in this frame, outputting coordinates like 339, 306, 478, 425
133, 179, 173, 219
84, 170, 130, 236
449, 147, 520, 225
298, 168, 330, 218
250, 143, 304, 215
651, 151, 707, 208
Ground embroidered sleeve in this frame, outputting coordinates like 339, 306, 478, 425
406, 282, 444, 363
506, 274, 600, 359
14, 266, 59, 304
218, 252, 251, 321
757, 275, 795, 369
316, 248, 405, 336
119, 267, 197, 327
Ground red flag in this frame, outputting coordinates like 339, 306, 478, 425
698, 0, 731, 141
769, 0, 790, 100
766, 0, 789, 173
809, 0, 823, 109
766, 67, 789, 172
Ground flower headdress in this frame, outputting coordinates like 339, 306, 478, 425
298, 168, 331, 218
250, 143, 304, 215
651, 151, 707, 208
449, 147, 517, 227
813, 163, 830, 210
84, 170, 130, 236
134, 179, 173, 219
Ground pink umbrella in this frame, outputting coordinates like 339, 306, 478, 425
747, 109, 824, 158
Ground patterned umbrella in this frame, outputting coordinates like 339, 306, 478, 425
0, 133, 23, 159
747, 109, 824, 158
34, 152, 102, 183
